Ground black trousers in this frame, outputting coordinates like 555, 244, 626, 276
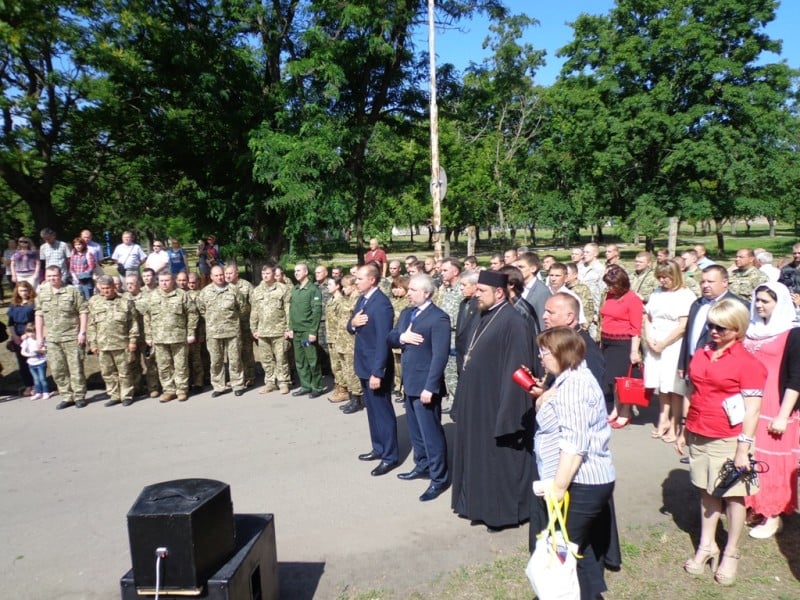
566, 481, 616, 600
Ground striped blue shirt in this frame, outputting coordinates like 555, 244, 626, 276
535, 363, 616, 485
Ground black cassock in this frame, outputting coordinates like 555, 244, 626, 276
451, 302, 535, 529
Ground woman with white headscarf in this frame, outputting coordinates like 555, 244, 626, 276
743, 281, 800, 539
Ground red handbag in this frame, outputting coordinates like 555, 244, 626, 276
615, 364, 648, 407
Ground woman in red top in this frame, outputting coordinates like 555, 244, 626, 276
676, 299, 765, 586
68, 237, 96, 300
599, 265, 643, 428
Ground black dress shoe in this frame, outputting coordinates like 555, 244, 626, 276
211, 389, 230, 398
397, 467, 430, 481
104, 399, 121, 407
339, 398, 355, 411
371, 461, 398, 476
234, 389, 244, 396
358, 450, 381, 461
55, 400, 74, 410
291, 388, 310, 397
309, 389, 325, 398
75, 399, 88, 408
420, 481, 450, 502
122, 399, 134, 407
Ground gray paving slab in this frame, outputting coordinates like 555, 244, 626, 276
0, 383, 679, 599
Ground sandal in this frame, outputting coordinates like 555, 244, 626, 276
684, 543, 719, 575
714, 551, 740, 586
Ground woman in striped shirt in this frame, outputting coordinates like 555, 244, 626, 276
534, 326, 618, 600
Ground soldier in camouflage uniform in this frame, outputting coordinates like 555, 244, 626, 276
125, 273, 161, 398
630, 252, 658, 304
185, 272, 209, 389
250, 263, 291, 394
142, 272, 199, 402
389, 276, 409, 400
338, 274, 364, 413
728, 248, 769, 301
197, 265, 245, 396
87, 276, 139, 407
432, 258, 462, 412
225, 263, 256, 386
324, 278, 349, 402
314, 264, 332, 375
565, 262, 596, 336
35, 266, 88, 409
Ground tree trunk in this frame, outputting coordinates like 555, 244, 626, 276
714, 218, 726, 256
409, 221, 414, 243
596, 222, 604, 243
509, 225, 516, 242
768, 216, 776, 237
528, 224, 536, 247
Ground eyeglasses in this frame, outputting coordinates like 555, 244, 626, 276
707, 323, 729, 333
538, 349, 552, 359
153, 245, 162, 248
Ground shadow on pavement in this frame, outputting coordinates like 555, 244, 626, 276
278, 561, 326, 599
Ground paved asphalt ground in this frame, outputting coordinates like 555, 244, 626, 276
0, 379, 682, 599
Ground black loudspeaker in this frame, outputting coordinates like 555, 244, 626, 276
121, 514, 279, 600
126, 478, 236, 592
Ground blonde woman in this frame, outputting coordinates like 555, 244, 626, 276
643, 260, 696, 442
676, 299, 764, 585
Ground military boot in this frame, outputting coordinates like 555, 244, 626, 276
342, 393, 364, 414
328, 384, 349, 403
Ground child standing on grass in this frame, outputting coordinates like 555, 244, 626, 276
20, 323, 49, 400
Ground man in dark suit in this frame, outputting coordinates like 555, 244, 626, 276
515, 251, 550, 325
388, 274, 451, 502
455, 270, 480, 376
541, 292, 604, 385
678, 265, 748, 378
347, 263, 398, 476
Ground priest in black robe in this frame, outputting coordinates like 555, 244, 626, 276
451, 269, 536, 529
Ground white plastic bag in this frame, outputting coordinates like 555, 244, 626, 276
525, 492, 581, 600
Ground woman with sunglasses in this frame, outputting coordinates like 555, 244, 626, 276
676, 299, 765, 585
10, 237, 39, 286
742, 282, 799, 539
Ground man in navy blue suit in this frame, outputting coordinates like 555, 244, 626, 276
388, 274, 451, 501
347, 263, 398, 476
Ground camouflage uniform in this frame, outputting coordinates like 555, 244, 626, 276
728, 266, 768, 302
126, 289, 161, 396
87, 294, 139, 403
250, 279, 290, 392
231, 278, 256, 385
433, 283, 461, 403
630, 268, 658, 304
186, 288, 207, 388
390, 294, 408, 394
337, 293, 362, 396
316, 280, 332, 374
565, 280, 596, 340
683, 276, 701, 298
35, 283, 87, 404
143, 287, 198, 397
197, 283, 245, 392
325, 294, 346, 398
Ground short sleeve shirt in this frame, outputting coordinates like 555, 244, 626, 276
686, 341, 766, 439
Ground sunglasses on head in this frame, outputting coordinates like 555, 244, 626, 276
707, 323, 728, 333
